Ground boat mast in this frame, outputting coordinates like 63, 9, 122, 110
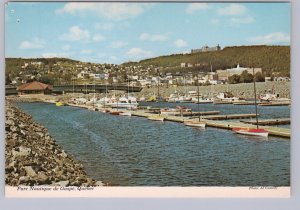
197, 72, 200, 122
157, 69, 160, 100
253, 67, 259, 129
93, 76, 95, 109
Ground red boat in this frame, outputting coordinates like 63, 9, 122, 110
232, 128, 268, 137
110, 111, 123, 115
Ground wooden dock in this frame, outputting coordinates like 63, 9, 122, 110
233, 101, 256, 105
213, 101, 232, 105
240, 118, 290, 126
259, 102, 290, 106
202, 113, 258, 120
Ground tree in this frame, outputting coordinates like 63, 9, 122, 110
254, 72, 265, 82
228, 74, 240, 84
240, 70, 253, 83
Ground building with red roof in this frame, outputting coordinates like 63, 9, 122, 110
17, 81, 53, 95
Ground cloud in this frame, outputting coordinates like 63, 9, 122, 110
174, 39, 187, 48
186, 3, 209, 14
92, 34, 105, 42
248, 32, 290, 44
218, 3, 247, 16
111, 41, 128, 48
19, 38, 45, 50
60, 26, 90, 41
139, 33, 167, 42
126, 48, 152, 58
56, 3, 153, 21
210, 19, 220, 25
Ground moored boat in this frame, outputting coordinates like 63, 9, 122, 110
119, 112, 132, 116
110, 111, 123, 115
56, 101, 67, 106
232, 127, 268, 137
184, 120, 206, 128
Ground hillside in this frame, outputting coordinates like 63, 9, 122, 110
127, 45, 290, 76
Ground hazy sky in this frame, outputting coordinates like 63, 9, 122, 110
5, 2, 290, 64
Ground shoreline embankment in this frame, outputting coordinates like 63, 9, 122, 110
5, 101, 104, 187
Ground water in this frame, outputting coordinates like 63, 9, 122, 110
16, 102, 290, 186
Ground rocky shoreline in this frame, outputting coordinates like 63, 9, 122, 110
5, 101, 104, 187
136, 81, 291, 99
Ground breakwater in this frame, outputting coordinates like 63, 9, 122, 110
5, 101, 104, 187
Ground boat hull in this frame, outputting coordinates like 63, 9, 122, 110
232, 128, 268, 137
184, 121, 206, 128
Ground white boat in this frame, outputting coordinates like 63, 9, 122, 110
232, 128, 268, 137
111, 97, 138, 109
191, 97, 214, 104
184, 120, 206, 128
216, 92, 239, 102
259, 90, 291, 103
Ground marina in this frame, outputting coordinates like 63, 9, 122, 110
14, 100, 290, 186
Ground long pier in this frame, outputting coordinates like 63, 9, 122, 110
240, 118, 290, 126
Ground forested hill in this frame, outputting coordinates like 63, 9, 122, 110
125, 45, 290, 76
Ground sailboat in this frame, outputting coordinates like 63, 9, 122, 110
232, 67, 268, 137
184, 72, 206, 128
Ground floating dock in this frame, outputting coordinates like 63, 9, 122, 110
240, 118, 290, 126
202, 113, 258, 120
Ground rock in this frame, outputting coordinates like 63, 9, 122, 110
52, 180, 69, 187
36, 172, 49, 184
6, 139, 16, 147
23, 166, 37, 177
12, 146, 31, 158
18, 176, 29, 184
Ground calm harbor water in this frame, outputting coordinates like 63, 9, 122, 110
16, 102, 290, 186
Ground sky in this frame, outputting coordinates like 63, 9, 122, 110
5, 2, 290, 64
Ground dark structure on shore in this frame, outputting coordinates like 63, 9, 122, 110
17, 81, 53, 95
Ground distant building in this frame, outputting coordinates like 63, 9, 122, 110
216, 64, 262, 80
191, 44, 221, 54
17, 81, 53, 95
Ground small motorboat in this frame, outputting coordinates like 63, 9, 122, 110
56, 101, 67, 106
110, 111, 123, 115
232, 127, 268, 137
184, 120, 206, 128
148, 115, 164, 121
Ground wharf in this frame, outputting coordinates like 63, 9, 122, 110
202, 113, 258, 120
213, 101, 233, 105
259, 102, 290, 106
233, 101, 256, 105
240, 118, 290, 126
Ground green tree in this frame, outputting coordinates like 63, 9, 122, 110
240, 70, 253, 83
254, 72, 265, 82
228, 74, 240, 84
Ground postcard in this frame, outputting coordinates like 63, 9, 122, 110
4, 1, 290, 197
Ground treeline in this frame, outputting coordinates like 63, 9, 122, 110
129, 45, 290, 76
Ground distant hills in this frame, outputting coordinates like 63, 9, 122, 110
6, 45, 290, 83
124, 45, 290, 76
